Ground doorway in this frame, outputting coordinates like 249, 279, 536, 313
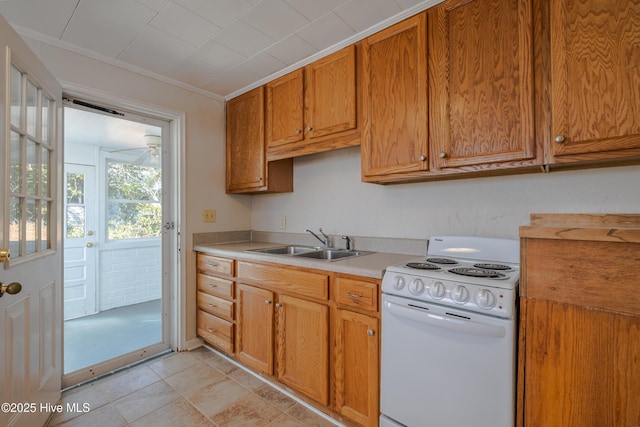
62, 99, 174, 386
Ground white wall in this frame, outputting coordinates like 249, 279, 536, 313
251, 146, 640, 240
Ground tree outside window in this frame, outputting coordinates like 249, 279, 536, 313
107, 161, 161, 240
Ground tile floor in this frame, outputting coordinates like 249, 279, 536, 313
47, 347, 340, 427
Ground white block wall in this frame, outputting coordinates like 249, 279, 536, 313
99, 243, 161, 310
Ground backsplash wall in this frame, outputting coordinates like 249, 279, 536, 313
251, 146, 640, 240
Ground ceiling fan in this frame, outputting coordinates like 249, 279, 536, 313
108, 134, 161, 165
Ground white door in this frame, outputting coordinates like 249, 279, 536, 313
0, 15, 63, 427
63, 164, 97, 320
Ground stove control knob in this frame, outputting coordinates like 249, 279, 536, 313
429, 281, 446, 299
393, 276, 406, 290
474, 289, 496, 309
408, 278, 425, 296
452, 285, 470, 304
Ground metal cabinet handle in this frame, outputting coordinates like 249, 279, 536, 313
265, 300, 272, 305
346, 291, 363, 298
306, 126, 313, 131
208, 262, 219, 267
419, 155, 426, 161
555, 135, 566, 143
295, 129, 301, 134
275, 303, 282, 308
439, 152, 447, 159
367, 329, 375, 336
208, 283, 217, 288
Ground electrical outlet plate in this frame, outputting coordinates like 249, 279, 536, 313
203, 209, 216, 223
279, 216, 286, 230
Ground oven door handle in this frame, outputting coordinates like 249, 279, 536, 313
384, 300, 506, 338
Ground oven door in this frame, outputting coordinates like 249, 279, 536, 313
380, 293, 516, 427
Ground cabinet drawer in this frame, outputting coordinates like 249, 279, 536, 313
335, 277, 378, 312
197, 253, 235, 277
238, 261, 329, 300
197, 310, 234, 353
197, 292, 234, 321
197, 273, 234, 299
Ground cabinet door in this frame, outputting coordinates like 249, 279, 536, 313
334, 309, 379, 427
523, 299, 640, 426
305, 45, 357, 140
236, 284, 274, 375
361, 13, 428, 179
226, 87, 266, 192
429, 0, 535, 169
276, 294, 329, 405
266, 69, 304, 148
549, 0, 640, 160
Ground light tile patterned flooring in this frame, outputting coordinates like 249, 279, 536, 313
48, 347, 339, 427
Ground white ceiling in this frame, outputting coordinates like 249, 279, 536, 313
0, 0, 439, 100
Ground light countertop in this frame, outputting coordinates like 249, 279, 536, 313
194, 241, 419, 279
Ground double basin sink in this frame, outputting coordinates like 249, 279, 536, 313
248, 245, 372, 261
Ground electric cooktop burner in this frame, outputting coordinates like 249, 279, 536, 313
405, 262, 441, 270
474, 263, 511, 271
449, 267, 506, 278
426, 257, 458, 265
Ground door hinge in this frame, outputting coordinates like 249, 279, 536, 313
164, 221, 175, 230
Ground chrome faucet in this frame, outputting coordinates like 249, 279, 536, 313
306, 228, 331, 248
342, 235, 351, 251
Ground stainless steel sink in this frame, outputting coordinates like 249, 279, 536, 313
295, 249, 372, 261
248, 246, 373, 261
249, 245, 318, 255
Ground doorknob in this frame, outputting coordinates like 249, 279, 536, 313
87, 242, 95, 248
0, 282, 22, 297
0, 248, 10, 262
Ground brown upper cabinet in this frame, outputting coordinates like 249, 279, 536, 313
547, 0, 640, 163
266, 45, 359, 160
428, 0, 537, 173
360, 13, 428, 181
226, 86, 293, 194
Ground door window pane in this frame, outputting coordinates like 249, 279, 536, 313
106, 162, 161, 240
26, 79, 37, 136
26, 138, 37, 195
7, 61, 55, 260
9, 197, 21, 257
41, 202, 50, 251
10, 64, 22, 127
26, 198, 36, 255
66, 172, 86, 239
10, 131, 21, 193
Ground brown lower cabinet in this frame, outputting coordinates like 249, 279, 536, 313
197, 254, 381, 426
518, 214, 640, 427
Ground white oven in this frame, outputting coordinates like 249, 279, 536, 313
380, 236, 519, 427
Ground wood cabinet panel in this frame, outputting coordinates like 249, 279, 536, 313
428, 0, 536, 170
266, 69, 304, 148
237, 261, 329, 301
522, 299, 640, 426
226, 86, 293, 194
197, 273, 234, 299
197, 310, 234, 353
523, 238, 640, 315
226, 87, 266, 192
334, 309, 379, 427
276, 294, 329, 406
305, 45, 357, 140
236, 284, 274, 375
549, 0, 640, 161
197, 292, 234, 321
335, 276, 378, 312
266, 45, 360, 160
361, 13, 428, 180
197, 253, 234, 277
